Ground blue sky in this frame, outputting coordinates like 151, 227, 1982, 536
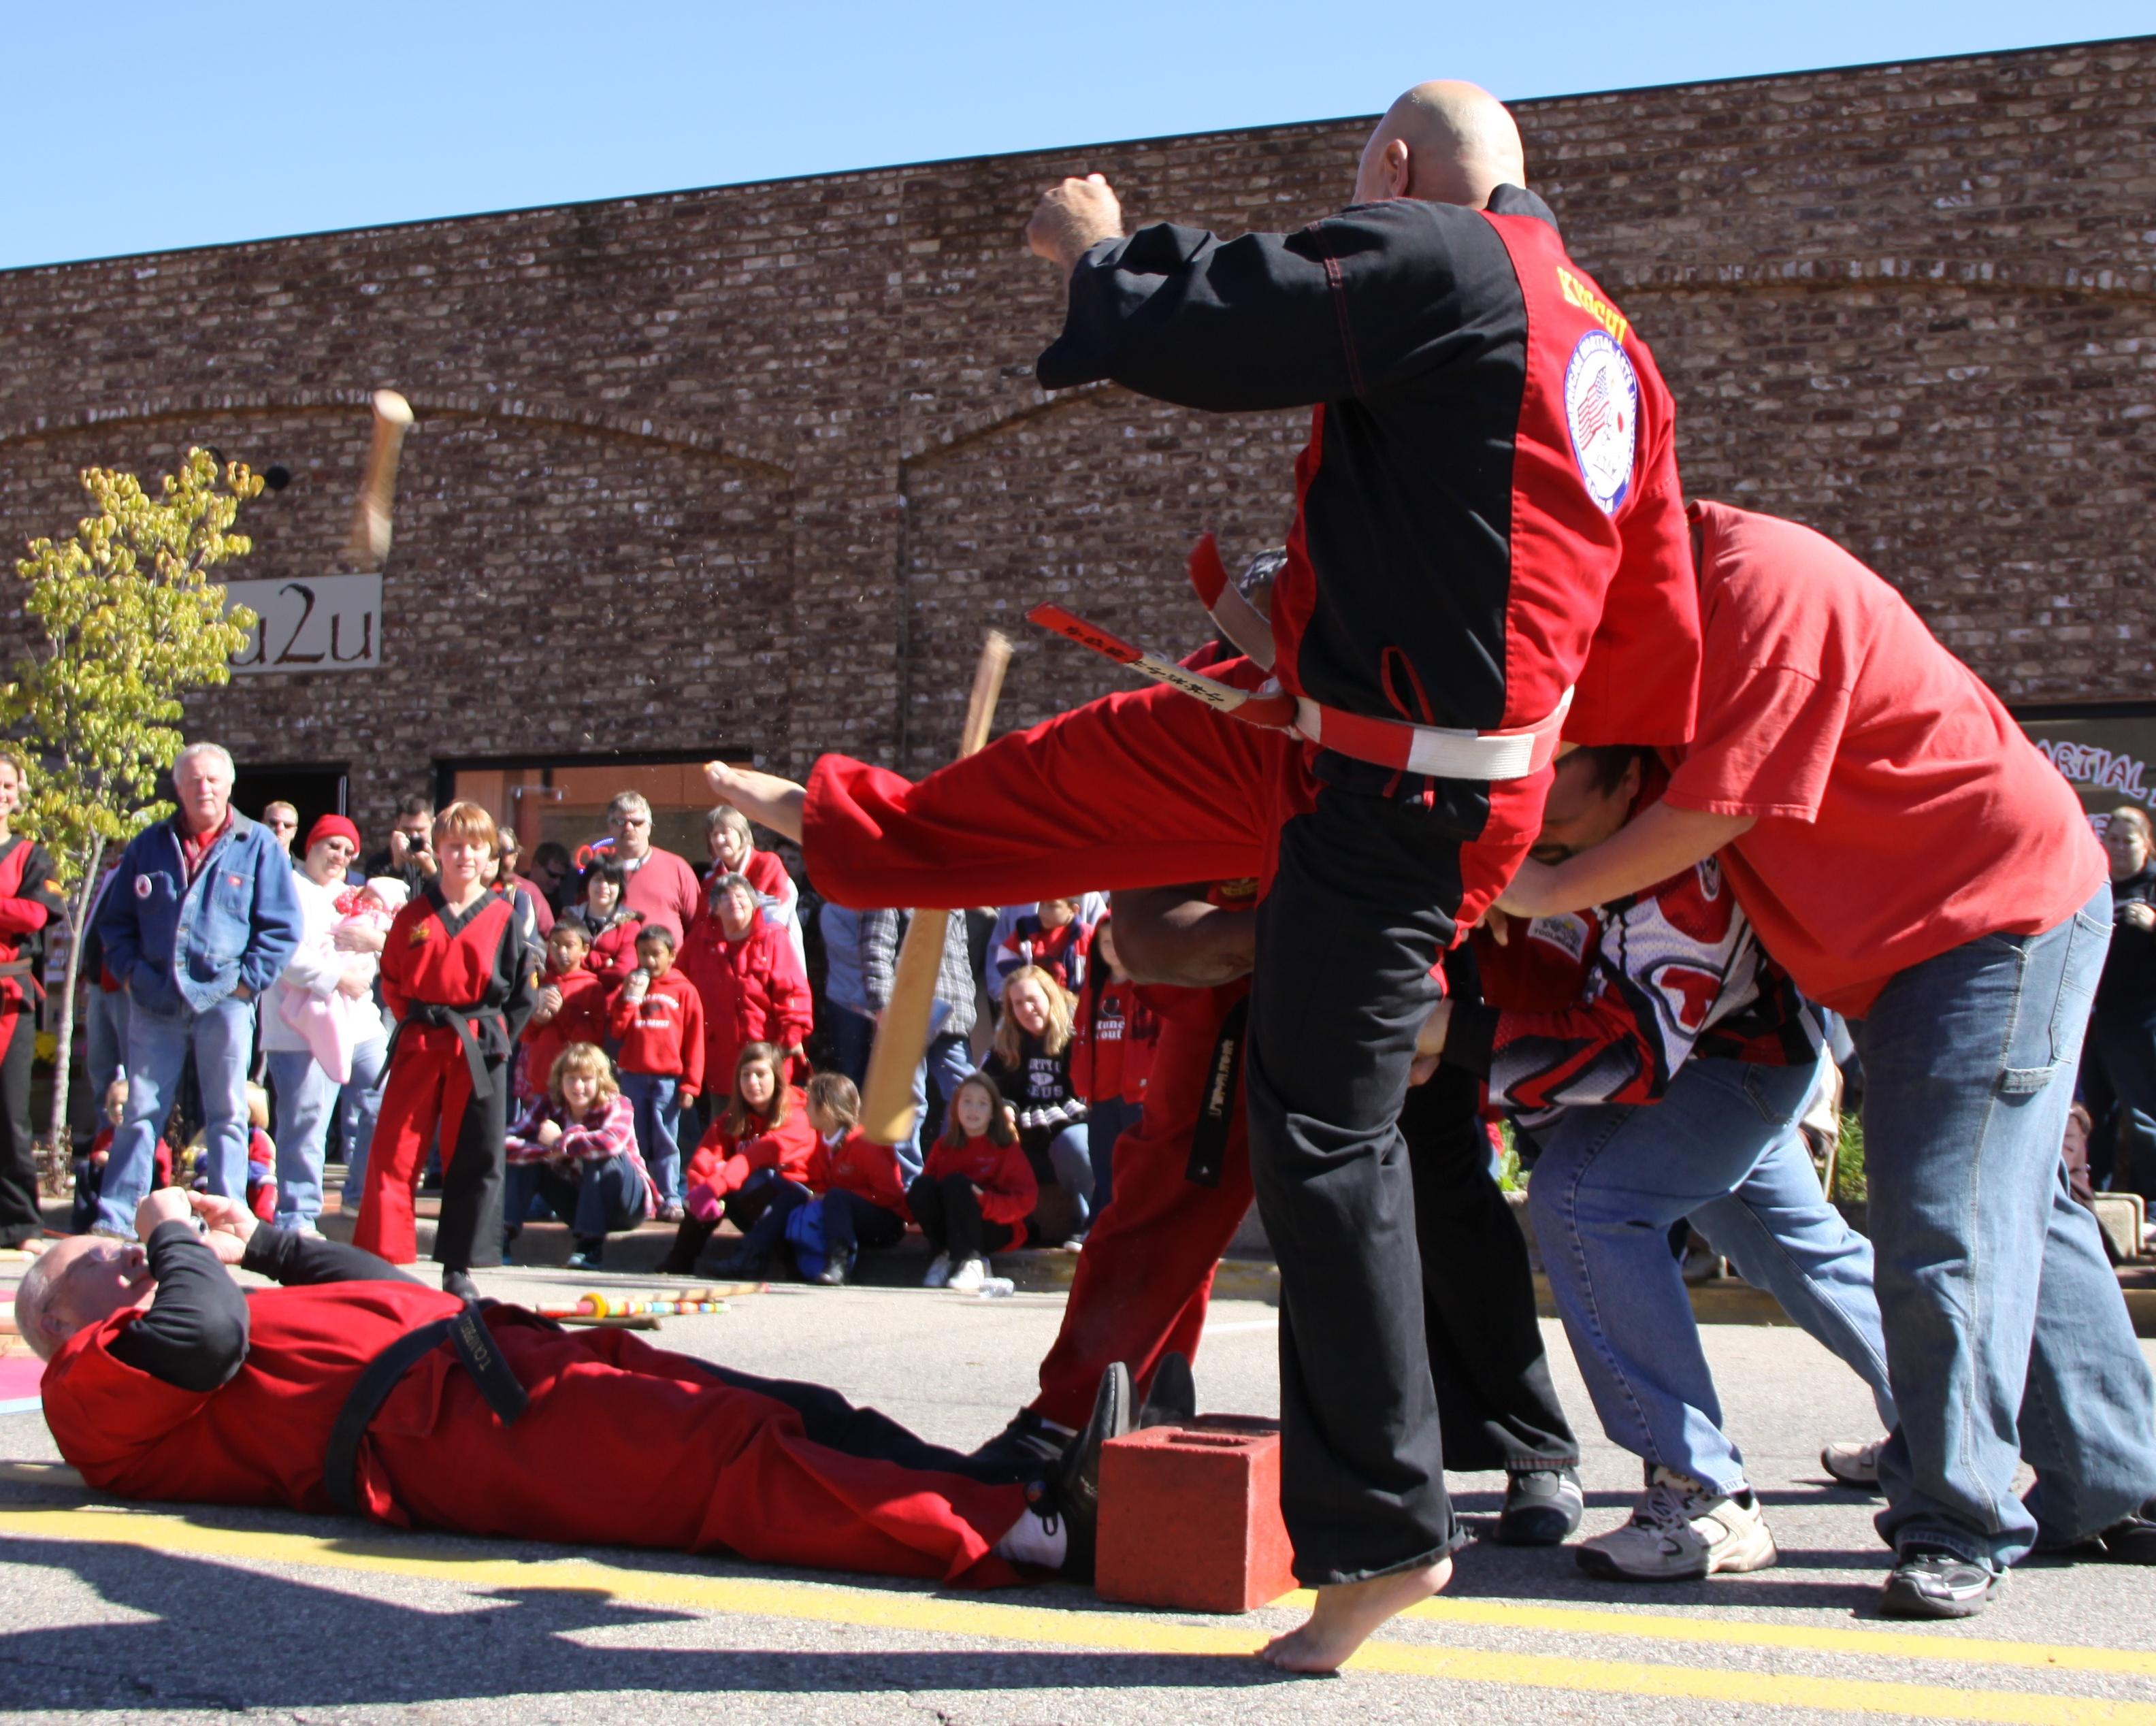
3, 2, 2147, 271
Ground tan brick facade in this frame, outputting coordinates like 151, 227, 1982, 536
0, 37, 2150, 833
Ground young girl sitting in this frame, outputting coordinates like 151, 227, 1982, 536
908, 1071, 1036, 1292
503, 1041, 654, 1271
982, 963, 1092, 1245
659, 1041, 814, 1276
714, 1072, 912, 1285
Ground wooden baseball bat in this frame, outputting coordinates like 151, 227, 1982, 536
344, 389, 414, 568
858, 630, 1013, 1146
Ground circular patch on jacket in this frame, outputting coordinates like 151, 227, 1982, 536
134, 875, 152, 899
1563, 329, 1639, 515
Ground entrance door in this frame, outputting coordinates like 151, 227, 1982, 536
230, 764, 349, 853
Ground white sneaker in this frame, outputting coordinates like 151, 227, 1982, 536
922, 1252, 952, 1289
1822, 1438, 1884, 1491
947, 1256, 987, 1292
1577, 1466, 1778, 1582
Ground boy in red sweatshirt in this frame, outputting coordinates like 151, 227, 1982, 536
519, 921, 609, 1103
908, 1073, 1038, 1293
607, 925, 704, 1221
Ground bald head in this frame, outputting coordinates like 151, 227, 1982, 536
16, 1234, 154, 1361
1354, 81, 1526, 210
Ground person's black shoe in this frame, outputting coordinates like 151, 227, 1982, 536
1494, 1466, 1585, 1546
1138, 1351, 1196, 1429
1054, 1362, 1134, 1582
812, 1260, 849, 1286
442, 1268, 480, 1303
712, 1250, 766, 1279
1880, 1547, 2002, 1618
970, 1407, 1075, 1473
2079, 1511, 2156, 1564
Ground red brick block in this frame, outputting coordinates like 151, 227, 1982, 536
1094, 1418, 1297, 1614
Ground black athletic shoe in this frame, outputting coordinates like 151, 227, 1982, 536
970, 1407, 1075, 1473
442, 1268, 480, 1303
811, 1260, 849, 1286
1494, 1466, 1586, 1546
1138, 1351, 1196, 1429
1880, 1548, 2002, 1618
1054, 1362, 1134, 1582
2080, 1511, 2156, 1564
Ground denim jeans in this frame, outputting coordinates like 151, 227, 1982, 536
98, 992, 255, 1236
506, 1152, 649, 1252
1529, 1054, 1896, 1495
1084, 1094, 1140, 1216
2079, 1001, 2156, 1199
904, 1030, 974, 1181
1855, 884, 2156, 1569
621, 1071, 683, 1204
828, 1004, 875, 1088
338, 1037, 389, 1207
82, 988, 130, 1098
264, 1049, 338, 1231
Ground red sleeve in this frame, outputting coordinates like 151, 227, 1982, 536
676, 981, 706, 1097
378, 903, 423, 1022
685, 1120, 732, 1191
1665, 661, 1848, 822
977, 1142, 1040, 1226
0, 896, 50, 938
39, 1317, 212, 1489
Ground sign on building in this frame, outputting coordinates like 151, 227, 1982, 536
224, 574, 382, 674
2016, 708, 2156, 834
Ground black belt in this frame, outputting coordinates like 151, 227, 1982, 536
383, 1000, 508, 1096
323, 1302, 537, 1516
1184, 994, 1247, 1188
0, 956, 43, 1006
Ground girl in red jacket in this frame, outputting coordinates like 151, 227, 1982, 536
908, 1072, 1037, 1293
802, 1072, 911, 1285
659, 1041, 813, 1275
679, 873, 813, 1107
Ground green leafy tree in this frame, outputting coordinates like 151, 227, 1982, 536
0, 448, 261, 1169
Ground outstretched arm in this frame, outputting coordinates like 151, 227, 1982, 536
704, 762, 805, 846
1109, 885, 1256, 988
1497, 803, 1754, 918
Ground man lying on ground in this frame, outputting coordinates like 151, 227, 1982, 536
20, 1188, 1117, 1586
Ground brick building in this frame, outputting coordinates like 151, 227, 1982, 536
0, 35, 2151, 854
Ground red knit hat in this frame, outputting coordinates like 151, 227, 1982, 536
305, 813, 361, 853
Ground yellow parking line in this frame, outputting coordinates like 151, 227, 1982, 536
1272, 1590, 2156, 1680
1, 1508, 2151, 1723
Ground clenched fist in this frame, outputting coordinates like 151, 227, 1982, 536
1026, 174, 1124, 278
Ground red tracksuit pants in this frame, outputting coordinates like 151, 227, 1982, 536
355, 1028, 506, 1270
368, 1320, 1028, 1585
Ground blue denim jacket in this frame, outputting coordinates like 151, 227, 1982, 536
93, 812, 304, 1015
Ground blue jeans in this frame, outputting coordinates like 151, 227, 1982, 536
1084, 1095, 1140, 1216
1529, 1054, 1896, 1495
1855, 885, 2156, 1569
264, 1049, 338, 1231
98, 992, 255, 1236
506, 1153, 649, 1252
904, 1030, 974, 1181
1047, 1123, 1094, 1230
828, 1003, 874, 1088
338, 1037, 389, 1207
621, 1071, 683, 1204
83, 988, 130, 1098
2079, 1001, 2156, 1198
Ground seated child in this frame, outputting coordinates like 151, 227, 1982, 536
504, 1042, 654, 1271
908, 1071, 1036, 1294
237, 1084, 277, 1224
519, 920, 608, 1102
659, 1041, 813, 1276
607, 924, 704, 1219
981, 964, 1092, 1244
990, 898, 1090, 996
74, 1078, 173, 1234
714, 1071, 910, 1285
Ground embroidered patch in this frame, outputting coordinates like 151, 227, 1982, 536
134, 875, 152, 900
1563, 329, 1639, 515
408, 923, 433, 944
1527, 912, 1590, 963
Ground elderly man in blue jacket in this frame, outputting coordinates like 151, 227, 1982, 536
90, 742, 301, 1237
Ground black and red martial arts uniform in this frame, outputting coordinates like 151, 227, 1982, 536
42, 1222, 1033, 1584
0, 836, 61, 1248
355, 885, 536, 1271
1037, 189, 1699, 1582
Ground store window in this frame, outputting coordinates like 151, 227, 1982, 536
2013, 705, 2156, 835
436, 755, 745, 872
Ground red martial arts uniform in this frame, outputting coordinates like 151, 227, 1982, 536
42, 1222, 1028, 1585
0, 835, 61, 1248
356, 885, 536, 1269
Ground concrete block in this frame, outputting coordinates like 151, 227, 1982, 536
1096, 1416, 1296, 1614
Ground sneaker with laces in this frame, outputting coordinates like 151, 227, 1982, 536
1821, 1438, 1884, 1492
970, 1407, 1075, 1471
1495, 1466, 1585, 1546
948, 1256, 987, 1292
1576, 1466, 1778, 1581
1881, 1547, 2002, 1618
921, 1252, 952, 1289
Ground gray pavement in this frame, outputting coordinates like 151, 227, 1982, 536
0, 1260, 2152, 1724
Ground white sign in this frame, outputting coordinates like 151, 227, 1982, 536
225, 574, 382, 674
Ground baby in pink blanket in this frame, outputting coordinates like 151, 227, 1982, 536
278, 877, 408, 1083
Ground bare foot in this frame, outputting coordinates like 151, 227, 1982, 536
1258, 1557, 1452, 1675
701, 760, 808, 844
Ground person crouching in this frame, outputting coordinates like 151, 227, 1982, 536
660, 1041, 813, 1277
504, 1043, 655, 1271
910, 1073, 1036, 1292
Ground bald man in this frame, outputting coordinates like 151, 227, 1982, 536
1023, 82, 1701, 1667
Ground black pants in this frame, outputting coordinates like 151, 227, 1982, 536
908, 1173, 1016, 1261
824, 1188, 906, 1256
659, 1167, 794, 1273
435, 1061, 511, 1273
1247, 785, 1476, 1586
1401, 1062, 1575, 1472
735, 1177, 814, 1260
0, 1010, 39, 1246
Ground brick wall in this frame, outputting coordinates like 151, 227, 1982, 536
0, 35, 2149, 832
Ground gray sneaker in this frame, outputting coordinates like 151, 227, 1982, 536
1821, 1438, 1884, 1492
1881, 1548, 2002, 1618
1577, 1466, 1778, 1582
1494, 1466, 1585, 1546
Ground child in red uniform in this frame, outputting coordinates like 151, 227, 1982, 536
909, 1073, 1037, 1293
355, 800, 537, 1297
519, 921, 608, 1103
504, 1041, 654, 1271
661, 1042, 815, 1276
607, 925, 704, 1222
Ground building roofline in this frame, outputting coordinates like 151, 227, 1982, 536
5, 31, 2149, 279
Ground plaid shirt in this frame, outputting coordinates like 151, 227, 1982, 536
860, 908, 975, 1041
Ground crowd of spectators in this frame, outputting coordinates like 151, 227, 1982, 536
70, 759, 1153, 1291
